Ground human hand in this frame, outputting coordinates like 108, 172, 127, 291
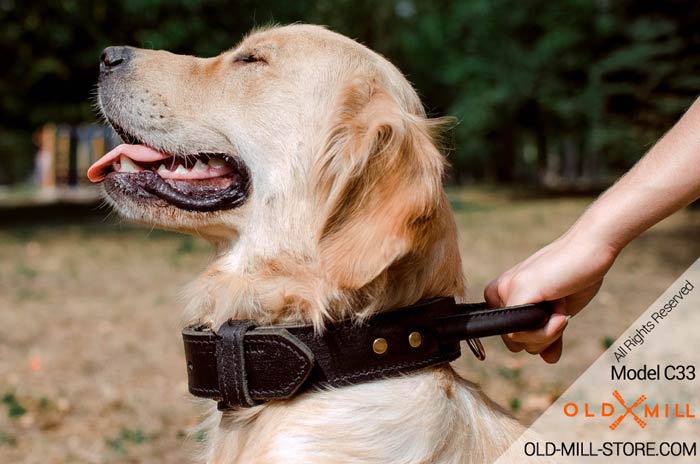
484, 231, 618, 363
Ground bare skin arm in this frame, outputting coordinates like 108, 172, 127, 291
485, 97, 700, 363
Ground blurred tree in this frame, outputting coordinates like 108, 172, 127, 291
0, 0, 698, 186
385, 0, 700, 184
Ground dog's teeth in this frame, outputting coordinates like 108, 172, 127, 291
119, 155, 139, 173
157, 164, 168, 174
193, 160, 208, 172
175, 165, 188, 174
208, 158, 225, 169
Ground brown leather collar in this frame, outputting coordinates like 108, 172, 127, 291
182, 297, 552, 410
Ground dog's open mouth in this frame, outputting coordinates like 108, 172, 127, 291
87, 129, 250, 212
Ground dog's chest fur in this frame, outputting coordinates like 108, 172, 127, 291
201, 366, 525, 463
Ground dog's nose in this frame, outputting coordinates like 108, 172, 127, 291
100, 46, 132, 74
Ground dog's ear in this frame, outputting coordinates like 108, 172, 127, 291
314, 78, 449, 290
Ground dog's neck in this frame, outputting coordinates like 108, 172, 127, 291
182, 216, 463, 331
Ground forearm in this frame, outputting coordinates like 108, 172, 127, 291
568, 97, 700, 253
486, 99, 700, 361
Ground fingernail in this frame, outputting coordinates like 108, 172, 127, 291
555, 315, 570, 332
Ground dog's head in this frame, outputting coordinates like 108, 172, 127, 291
91, 25, 463, 326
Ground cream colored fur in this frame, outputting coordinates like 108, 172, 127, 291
99, 24, 535, 463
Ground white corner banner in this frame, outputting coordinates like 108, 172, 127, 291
497, 258, 700, 463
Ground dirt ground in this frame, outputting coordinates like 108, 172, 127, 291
2, 187, 699, 463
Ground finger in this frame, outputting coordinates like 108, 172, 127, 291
501, 334, 524, 353
552, 298, 568, 316
562, 281, 603, 318
508, 312, 568, 345
540, 334, 564, 364
508, 314, 568, 356
484, 278, 505, 307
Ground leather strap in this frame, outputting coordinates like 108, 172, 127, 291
216, 320, 258, 407
434, 302, 553, 339
183, 297, 552, 409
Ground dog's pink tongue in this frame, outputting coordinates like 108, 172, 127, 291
87, 144, 171, 182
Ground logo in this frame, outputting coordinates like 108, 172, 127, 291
563, 390, 695, 430
609, 390, 646, 430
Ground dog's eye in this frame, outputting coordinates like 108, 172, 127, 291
236, 53, 262, 64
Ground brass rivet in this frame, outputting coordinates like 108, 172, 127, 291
408, 331, 422, 348
373, 338, 388, 354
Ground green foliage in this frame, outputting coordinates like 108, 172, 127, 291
176, 236, 195, 255
509, 396, 521, 412
195, 428, 207, 443
105, 427, 149, 455
498, 367, 522, 381
0, 431, 17, 447
602, 335, 615, 349
2, 392, 27, 419
15, 262, 38, 278
1, 0, 698, 184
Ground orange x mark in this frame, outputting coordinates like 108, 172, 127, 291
609, 390, 647, 430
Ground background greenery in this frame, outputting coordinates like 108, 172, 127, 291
1, 0, 699, 185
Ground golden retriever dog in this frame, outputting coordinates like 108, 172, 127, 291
89, 24, 531, 463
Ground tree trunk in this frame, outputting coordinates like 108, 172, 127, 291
494, 128, 517, 183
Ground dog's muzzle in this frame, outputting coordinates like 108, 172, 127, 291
182, 297, 552, 410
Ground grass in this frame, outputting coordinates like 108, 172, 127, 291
0, 432, 16, 447
601, 336, 616, 349
14, 263, 37, 279
105, 427, 150, 455
448, 197, 490, 213
176, 236, 196, 255
1, 393, 26, 419
509, 397, 522, 413
498, 367, 522, 381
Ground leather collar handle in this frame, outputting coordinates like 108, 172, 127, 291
433, 301, 554, 341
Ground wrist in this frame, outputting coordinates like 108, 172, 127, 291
564, 207, 624, 261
